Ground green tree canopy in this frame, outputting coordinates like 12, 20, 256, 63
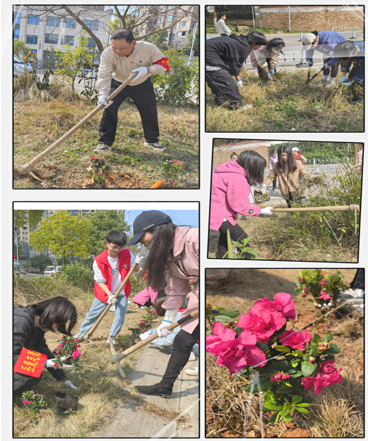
30, 211, 92, 265
14, 210, 44, 229
14, 40, 31, 58
30, 255, 53, 273
185, 27, 199, 52
145, 29, 169, 49
85, 210, 131, 256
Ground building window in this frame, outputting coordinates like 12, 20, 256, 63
180, 21, 188, 28
84, 20, 99, 31
167, 15, 173, 22
47, 16, 61, 27
73, 210, 78, 215
45, 34, 58, 44
158, 17, 163, 23
64, 18, 76, 28
61, 35, 74, 45
26, 35, 38, 45
177, 31, 186, 38
28, 14, 40, 25
87, 38, 96, 48
13, 12, 21, 40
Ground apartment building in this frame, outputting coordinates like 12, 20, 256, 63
135, 6, 198, 49
13, 5, 112, 67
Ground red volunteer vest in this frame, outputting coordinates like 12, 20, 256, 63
294, 152, 302, 161
94, 249, 131, 302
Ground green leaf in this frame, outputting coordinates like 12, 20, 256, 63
328, 343, 340, 354
213, 315, 233, 324
256, 342, 269, 352
312, 333, 321, 344
268, 411, 279, 423
310, 348, 319, 357
291, 362, 298, 368
263, 402, 283, 411
290, 372, 303, 378
233, 326, 243, 336
288, 369, 296, 374
245, 377, 271, 393
296, 403, 312, 408
221, 309, 240, 319
296, 407, 310, 414
275, 345, 290, 352
282, 413, 292, 422
301, 361, 317, 377
323, 333, 333, 342
292, 395, 302, 404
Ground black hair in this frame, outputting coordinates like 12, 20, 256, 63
267, 38, 285, 55
311, 31, 319, 38
154, 292, 168, 317
145, 220, 177, 292
111, 29, 135, 43
220, 14, 226, 18
236, 150, 267, 186
230, 152, 239, 159
105, 230, 127, 247
245, 32, 268, 46
273, 150, 278, 154
333, 41, 356, 58
26, 296, 77, 335
276, 145, 297, 174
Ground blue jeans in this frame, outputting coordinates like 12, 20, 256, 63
220, 34, 229, 37
77, 296, 128, 337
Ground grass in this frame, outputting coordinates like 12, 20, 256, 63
206, 68, 363, 132
13, 276, 161, 438
14, 90, 199, 189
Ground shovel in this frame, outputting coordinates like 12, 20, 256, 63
81, 262, 139, 346
20, 71, 139, 181
109, 309, 199, 379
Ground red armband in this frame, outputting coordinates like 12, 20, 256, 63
153, 57, 170, 72
14, 348, 47, 378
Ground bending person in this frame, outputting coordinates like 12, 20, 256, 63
206, 32, 268, 109
126, 210, 199, 397
333, 40, 364, 91
250, 38, 285, 83
264, 145, 311, 208
210, 150, 273, 259
14, 297, 78, 396
302, 31, 346, 86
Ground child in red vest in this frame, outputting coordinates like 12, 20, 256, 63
74, 230, 136, 344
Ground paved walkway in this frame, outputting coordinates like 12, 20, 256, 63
98, 343, 199, 438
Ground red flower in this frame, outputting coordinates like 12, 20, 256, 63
279, 329, 312, 350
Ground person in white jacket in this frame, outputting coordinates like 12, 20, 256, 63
216, 14, 232, 36
95, 29, 171, 154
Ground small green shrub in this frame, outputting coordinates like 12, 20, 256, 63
58, 262, 94, 292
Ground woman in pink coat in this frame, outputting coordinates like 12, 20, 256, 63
210, 150, 273, 259
126, 210, 199, 398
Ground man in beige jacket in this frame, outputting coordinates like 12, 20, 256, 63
95, 29, 171, 154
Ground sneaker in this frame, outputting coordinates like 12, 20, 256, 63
241, 104, 253, 111
144, 141, 166, 152
185, 366, 198, 376
317, 79, 328, 86
325, 80, 336, 88
93, 144, 111, 154
106, 337, 116, 345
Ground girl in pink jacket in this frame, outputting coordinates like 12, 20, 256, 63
250, 38, 285, 82
126, 210, 199, 398
210, 150, 273, 259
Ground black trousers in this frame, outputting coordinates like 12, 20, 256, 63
217, 220, 254, 259
98, 78, 159, 146
206, 69, 244, 106
257, 58, 276, 81
284, 191, 293, 208
159, 325, 199, 390
272, 176, 278, 190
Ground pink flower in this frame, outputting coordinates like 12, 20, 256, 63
61, 336, 65, 340
91, 158, 95, 160
72, 350, 82, 359
70, 408, 73, 411
73, 339, 78, 342
58, 344, 63, 348
279, 329, 313, 350
319, 360, 336, 374
174, 162, 180, 165
141, 321, 146, 324
23, 400, 31, 405
301, 369, 343, 394
250, 293, 296, 320
54, 362, 59, 368
318, 342, 330, 352
302, 291, 310, 297
300, 277, 305, 282
309, 356, 316, 363
320, 279, 326, 286
238, 309, 286, 343
319, 291, 332, 300
107, 171, 110, 173
66, 342, 69, 344
206, 322, 266, 374
303, 286, 307, 291
282, 373, 290, 380
56, 350, 60, 354
271, 372, 283, 382
75, 344, 80, 348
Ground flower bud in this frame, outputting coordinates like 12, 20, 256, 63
303, 286, 307, 291
320, 279, 326, 286
309, 356, 316, 363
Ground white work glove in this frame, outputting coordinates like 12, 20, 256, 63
236, 79, 242, 87
46, 357, 73, 370
342, 81, 353, 88
108, 295, 117, 305
260, 184, 267, 195
338, 75, 347, 84
323, 62, 330, 69
260, 206, 273, 215
306, 59, 313, 66
98, 94, 108, 106
164, 309, 179, 322
270, 68, 276, 74
64, 380, 78, 389
157, 321, 173, 338
132, 67, 150, 83
267, 72, 273, 80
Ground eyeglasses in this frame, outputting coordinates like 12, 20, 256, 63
108, 245, 124, 251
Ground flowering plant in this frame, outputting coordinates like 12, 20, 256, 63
87, 157, 111, 185
53, 336, 83, 372
206, 293, 343, 424
161, 160, 184, 183
189, 279, 198, 292
110, 333, 132, 350
63, 407, 77, 416
141, 306, 159, 325
295, 269, 347, 312
21, 391, 48, 422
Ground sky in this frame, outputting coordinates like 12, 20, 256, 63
126, 210, 199, 228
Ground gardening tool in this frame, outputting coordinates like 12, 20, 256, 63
302, 66, 324, 87
109, 309, 199, 366
82, 262, 139, 346
150, 180, 163, 188
270, 204, 360, 213
20, 71, 139, 181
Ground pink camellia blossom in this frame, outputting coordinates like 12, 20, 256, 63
23, 400, 31, 405
56, 350, 60, 354
300, 276, 305, 282
301, 369, 343, 394
271, 372, 283, 382
75, 344, 80, 349
206, 322, 266, 374
58, 344, 63, 348
70, 408, 73, 411
238, 309, 286, 343
301, 291, 310, 297
319, 359, 337, 374
303, 286, 307, 291
279, 329, 313, 350
250, 293, 296, 320
282, 373, 290, 380
54, 363, 59, 368
61, 336, 65, 340
73, 339, 78, 342
141, 321, 146, 324
174, 162, 180, 165
320, 279, 327, 286
319, 291, 332, 300
318, 342, 330, 351
72, 350, 82, 359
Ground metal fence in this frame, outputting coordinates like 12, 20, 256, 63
311, 156, 354, 165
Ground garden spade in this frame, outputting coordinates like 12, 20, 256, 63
81, 262, 139, 347
20, 71, 139, 181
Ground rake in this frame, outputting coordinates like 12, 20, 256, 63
302, 66, 324, 87
20, 71, 139, 181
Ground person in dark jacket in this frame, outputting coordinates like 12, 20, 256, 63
206, 32, 268, 109
14, 296, 78, 396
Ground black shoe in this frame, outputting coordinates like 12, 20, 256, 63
135, 384, 172, 398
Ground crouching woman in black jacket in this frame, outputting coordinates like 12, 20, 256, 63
14, 296, 78, 396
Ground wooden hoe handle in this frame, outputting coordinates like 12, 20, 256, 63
270, 204, 360, 213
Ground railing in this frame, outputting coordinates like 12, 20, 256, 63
311, 156, 354, 165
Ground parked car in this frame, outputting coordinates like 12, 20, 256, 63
44, 265, 62, 276
77, 68, 98, 79
14, 55, 32, 78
